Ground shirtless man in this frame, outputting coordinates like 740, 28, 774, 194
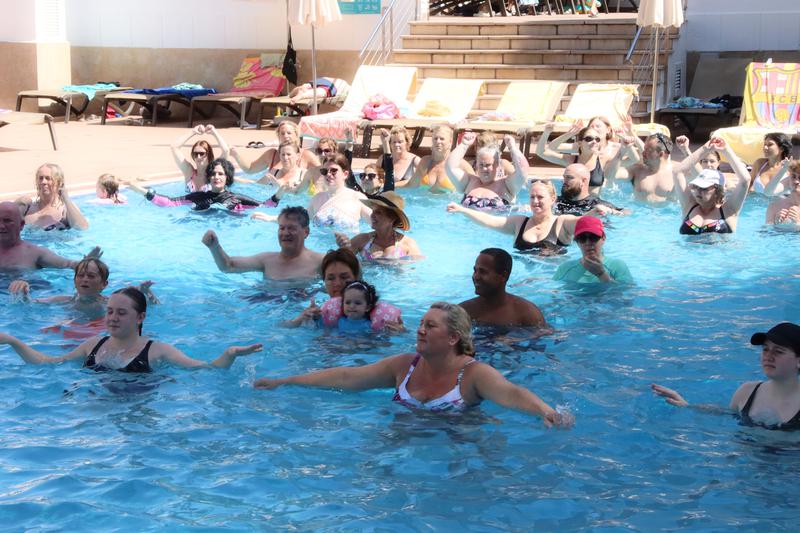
0, 202, 100, 272
621, 133, 675, 203
445, 132, 528, 209
202, 206, 323, 281
459, 248, 546, 328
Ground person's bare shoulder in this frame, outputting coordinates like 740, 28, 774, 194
510, 293, 545, 326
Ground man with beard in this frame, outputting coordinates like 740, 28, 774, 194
459, 248, 546, 327
554, 163, 627, 216
203, 206, 323, 281
553, 216, 632, 285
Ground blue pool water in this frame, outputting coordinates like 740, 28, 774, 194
1, 178, 799, 531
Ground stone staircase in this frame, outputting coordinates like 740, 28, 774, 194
389, 13, 677, 118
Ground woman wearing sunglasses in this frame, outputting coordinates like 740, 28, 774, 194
171, 125, 230, 192
553, 216, 633, 285
536, 122, 620, 195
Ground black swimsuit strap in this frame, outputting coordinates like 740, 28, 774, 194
740, 382, 763, 418
513, 217, 530, 247
89, 336, 111, 356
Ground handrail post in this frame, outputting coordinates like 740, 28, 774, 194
381, 10, 386, 65
390, 6, 394, 59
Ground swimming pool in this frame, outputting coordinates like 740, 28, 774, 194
1, 179, 798, 530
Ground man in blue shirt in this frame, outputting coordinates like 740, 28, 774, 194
553, 216, 633, 284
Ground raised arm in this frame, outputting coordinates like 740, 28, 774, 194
230, 146, 275, 174
204, 125, 230, 160
0, 333, 91, 364
717, 137, 751, 217
59, 187, 89, 231
396, 156, 427, 189
153, 342, 263, 369
535, 122, 578, 166
202, 230, 266, 273
253, 353, 410, 390
446, 203, 522, 235
36, 245, 102, 270
171, 126, 202, 179
503, 134, 530, 198
470, 364, 571, 428
445, 132, 475, 193
605, 135, 636, 183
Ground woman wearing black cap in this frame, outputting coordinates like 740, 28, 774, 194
652, 322, 800, 430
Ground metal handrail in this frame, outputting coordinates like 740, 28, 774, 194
359, 0, 419, 66
359, 0, 401, 61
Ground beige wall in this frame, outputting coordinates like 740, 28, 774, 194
0, 42, 38, 109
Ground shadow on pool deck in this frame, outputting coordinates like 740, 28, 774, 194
0, 119, 564, 201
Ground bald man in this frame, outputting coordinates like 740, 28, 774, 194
554, 164, 627, 216
0, 202, 100, 271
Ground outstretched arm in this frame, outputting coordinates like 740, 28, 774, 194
59, 187, 89, 231
0, 333, 90, 364
253, 354, 409, 390
535, 122, 577, 166
202, 230, 265, 273
717, 137, 751, 217
154, 342, 263, 369
171, 126, 202, 179
471, 364, 572, 428
230, 147, 274, 174
651, 382, 735, 415
446, 203, 521, 235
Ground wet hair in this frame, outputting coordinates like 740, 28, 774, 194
389, 125, 413, 146
112, 287, 147, 335
476, 145, 501, 166
764, 132, 792, 159
321, 248, 361, 280
341, 280, 379, 316
429, 302, 475, 356
206, 158, 235, 187
74, 257, 110, 283
278, 206, 310, 229
97, 173, 120, 198
479, 248, 513, 277
326, 153, 351, 174
34, 163, 65, 205
588, 116, 613, 141
529, 179, 557, 199
278, 140, 300, 155
191, 140, 215, 162
647, 133, 673, 155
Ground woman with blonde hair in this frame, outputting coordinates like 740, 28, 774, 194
377, 125, 420, 185
255, 302, 572, 427
230, 121, 320, 176
16, 163, 89, 231
397, 124, 472, 193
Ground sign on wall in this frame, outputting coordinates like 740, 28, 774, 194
338, 0, 381, 15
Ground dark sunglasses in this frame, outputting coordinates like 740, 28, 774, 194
192, 152, 207, 157
319, 167, 340, 176
363, 173, 379, 180
654, 133, 671, 154
575, 233, 602, 243
582, 136, 602, 143
318, 148, 334, 154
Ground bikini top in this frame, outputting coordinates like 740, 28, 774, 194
513, 217, 568, 253
679, 205, 731, 235
359, 233, 410, 261
752, 161, 770, 193
392, 355, 477, 412
83, 336, 153, 373
739, 382, 800, 431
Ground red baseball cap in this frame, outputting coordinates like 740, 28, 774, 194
574, 215, 605, 238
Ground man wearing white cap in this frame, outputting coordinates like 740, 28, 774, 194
553, 216, 632, 284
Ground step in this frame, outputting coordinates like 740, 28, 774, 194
395, 63, 664, 83
400, 34, 674, 51
393, 49, 671, 66
472, 93, 653, 112
409, 20, 674, 37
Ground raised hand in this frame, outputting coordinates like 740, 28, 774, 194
461, 131, 477, 146
202, 229, 218, 247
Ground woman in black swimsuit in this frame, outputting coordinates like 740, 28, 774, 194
652, 322, 800, 431
447, 180, 581, 255
0, 287, 261, 372
672, 136, 750, 235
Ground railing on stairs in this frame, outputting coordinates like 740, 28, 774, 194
359, 0, 421, 67
628, 25, 672, 119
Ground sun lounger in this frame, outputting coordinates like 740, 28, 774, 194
188, 55, 287, 129
0, 109, 58, 150
713, 62, 800, 163
555, 83, 639, 129
16, 84, 132, 123
358, 78, 486, 156
457, 80, 569, 156
298, 65, 418, 150
101, 87, 217, 126
256, 78, 350, 128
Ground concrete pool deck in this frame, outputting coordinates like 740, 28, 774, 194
0, 119, 565, 201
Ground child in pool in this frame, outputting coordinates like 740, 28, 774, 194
91, 174, 127, 204
336, 281, 379, 333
